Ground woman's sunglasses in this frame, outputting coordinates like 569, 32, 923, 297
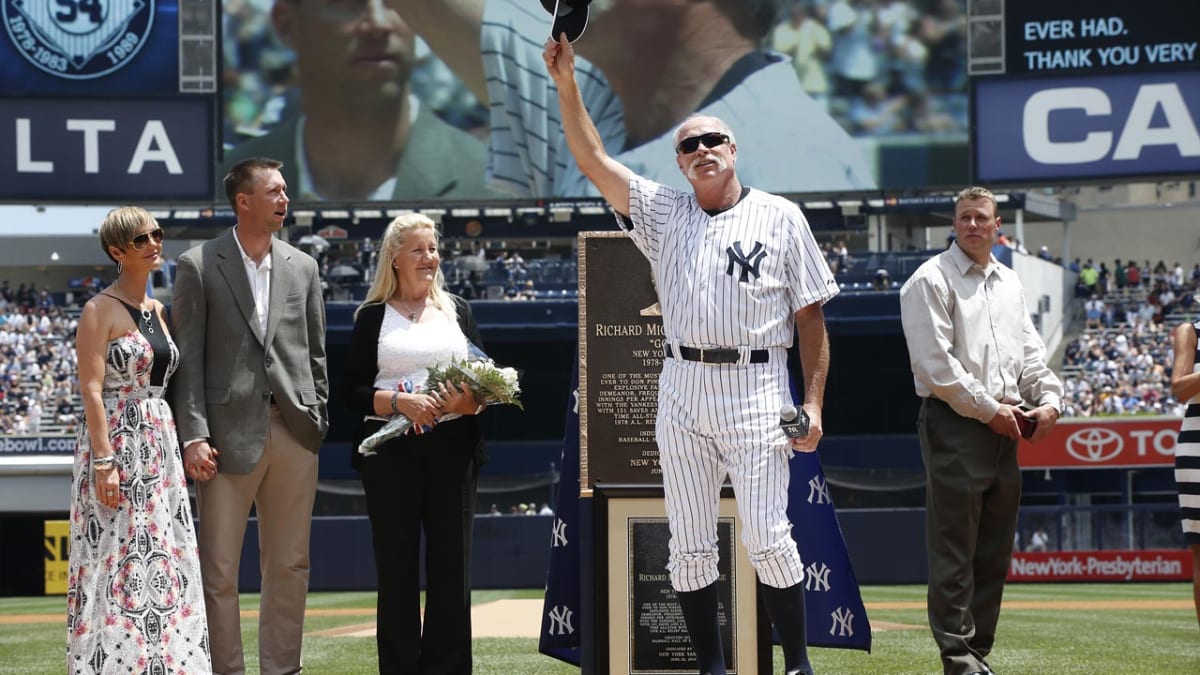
675, 132, 730, 155
128, 228, 165, 250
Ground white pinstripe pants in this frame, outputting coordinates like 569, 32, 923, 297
656, 349, 804, 592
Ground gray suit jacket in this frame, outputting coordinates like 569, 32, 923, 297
222, 105, 499, 200
170, 228, 329, 474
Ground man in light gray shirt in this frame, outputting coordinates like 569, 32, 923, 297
899, 185, 1062, 675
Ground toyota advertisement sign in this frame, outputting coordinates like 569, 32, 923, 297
1017, 417, 1178, 469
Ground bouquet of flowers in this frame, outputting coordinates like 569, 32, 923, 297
358, 345, 522, 456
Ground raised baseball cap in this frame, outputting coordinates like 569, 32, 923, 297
540, 0, 591, 43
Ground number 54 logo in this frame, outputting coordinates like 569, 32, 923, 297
3, 0, 155, 79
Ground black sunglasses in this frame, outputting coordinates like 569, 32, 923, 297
675, 132, 730, 155
128, 228, 165, 250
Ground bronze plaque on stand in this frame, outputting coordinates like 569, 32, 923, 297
607, 496, 758, 674
578, 232, 666, 491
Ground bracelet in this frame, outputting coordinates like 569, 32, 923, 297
390, 391, 400, 415
92, 455, 116, 472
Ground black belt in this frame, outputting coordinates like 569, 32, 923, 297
667, 345, 769, 364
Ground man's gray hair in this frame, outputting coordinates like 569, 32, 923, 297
671, 114, 737, 148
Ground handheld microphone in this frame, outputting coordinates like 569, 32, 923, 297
780, 404, 810, 439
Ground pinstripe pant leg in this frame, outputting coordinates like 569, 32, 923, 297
719, 362, 804, 589
658, 363, 724, 593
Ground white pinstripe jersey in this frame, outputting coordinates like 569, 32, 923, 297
620, 174, 839, 348
480, 0, 877, 198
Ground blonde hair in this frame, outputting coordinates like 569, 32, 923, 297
355, 214, 456, 321
955, 186, 998, 214
98, 206, 157, 263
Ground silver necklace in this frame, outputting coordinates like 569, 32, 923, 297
392, 298, 424, 321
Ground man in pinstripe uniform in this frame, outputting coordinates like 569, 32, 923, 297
546, 31, 837, 675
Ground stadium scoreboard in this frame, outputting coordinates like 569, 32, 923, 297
0, 0, 217, 202
968, 0, 1200, 185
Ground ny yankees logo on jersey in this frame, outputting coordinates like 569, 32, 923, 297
725, 241, 767, 282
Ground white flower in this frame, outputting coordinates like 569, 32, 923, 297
500, 367, 520, 390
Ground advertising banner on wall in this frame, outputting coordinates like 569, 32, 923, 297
972, 70, 1200, 183
1017, 416, 1178, 469
0, 97, 214, 201
0, 0, 216, 203
1009, 550, 1191, 582
0, 435, 75, 455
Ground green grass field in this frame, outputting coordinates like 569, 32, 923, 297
2, 584, 1196, 674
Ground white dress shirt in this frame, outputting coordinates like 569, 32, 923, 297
899, 242, 1063, 424
232, 227, 271, 339
184, 228, 273, 450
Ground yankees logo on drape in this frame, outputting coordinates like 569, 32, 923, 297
538, 360, 583, 665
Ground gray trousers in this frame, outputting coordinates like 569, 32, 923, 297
919, 398, 1021, 675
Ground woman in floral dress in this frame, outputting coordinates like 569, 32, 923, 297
67, 207, 210, 674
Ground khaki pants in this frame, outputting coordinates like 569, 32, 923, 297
197, 407, 319, 675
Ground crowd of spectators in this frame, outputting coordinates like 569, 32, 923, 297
1071, 257, 1198, 301
0, 286, 80, 435
769, 0, 968, 138
1059, 320, 1180, 418
1058, 261, 1200, 417
440, 246, 577, 301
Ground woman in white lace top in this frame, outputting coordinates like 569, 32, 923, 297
343, 213, 487, 674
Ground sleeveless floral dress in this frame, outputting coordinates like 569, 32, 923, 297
66, 305, 210, 674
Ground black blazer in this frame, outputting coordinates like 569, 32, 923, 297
344, 295, 485, 470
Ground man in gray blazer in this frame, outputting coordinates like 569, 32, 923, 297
171, 157, 328, 675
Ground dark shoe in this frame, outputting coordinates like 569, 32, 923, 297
675, 583, 727, 675
760, 582, 814, 675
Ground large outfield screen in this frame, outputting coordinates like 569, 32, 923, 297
219, 0, 975, 204
0, 0, 217, 202
969, 0, 1200, 185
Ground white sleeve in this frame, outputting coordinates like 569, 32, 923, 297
619, 173, 679, 269
783, 205, 840, 309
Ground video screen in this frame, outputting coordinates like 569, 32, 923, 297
220, 0, 971, 203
